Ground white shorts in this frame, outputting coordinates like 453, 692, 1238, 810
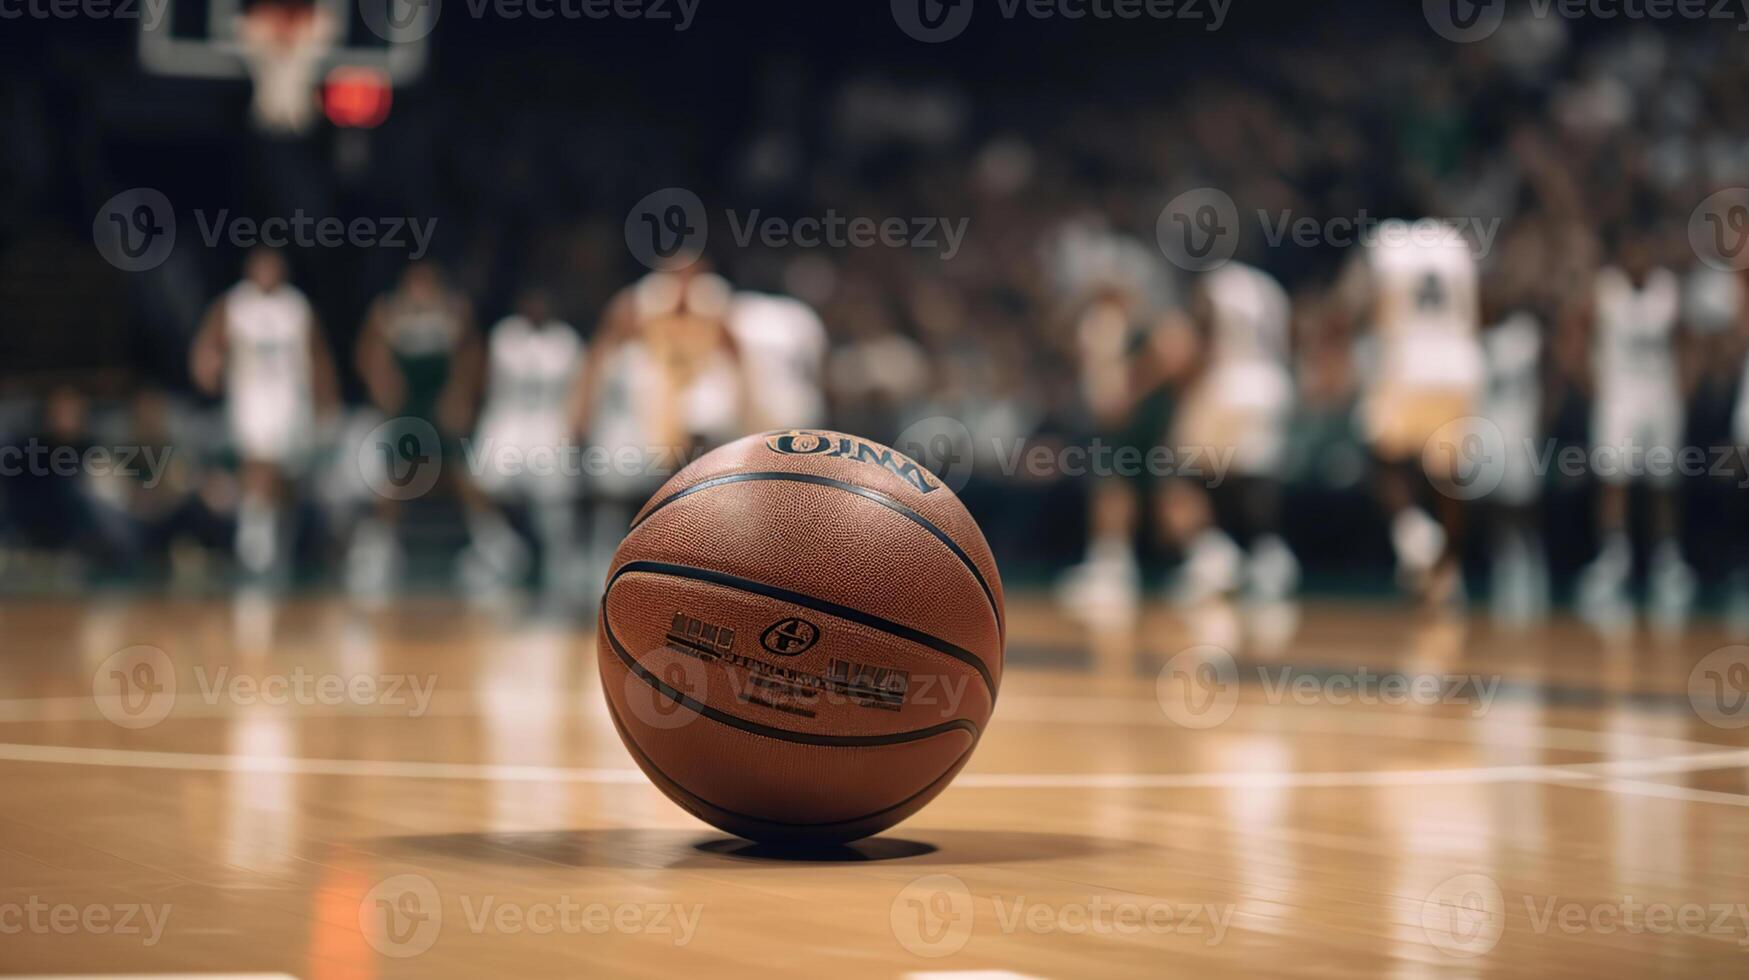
229, 393, 311, 466
1591, 387, 1682, 487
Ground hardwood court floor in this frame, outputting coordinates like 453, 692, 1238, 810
1, 595, 1747, 978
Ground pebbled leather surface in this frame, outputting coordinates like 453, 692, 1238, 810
600, 430, 1004, 841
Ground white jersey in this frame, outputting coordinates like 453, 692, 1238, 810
727, 292, 828, 429
1365, 219, 1483, 392
1593, 266, 1680, 401
1482, 312, 1543, 504
1177, 264, 1294, 476
475, 317, 584, 499
226, 281, 313, 399
224, 281, 314, 462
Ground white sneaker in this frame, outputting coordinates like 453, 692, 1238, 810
1245, 534, 1300, 603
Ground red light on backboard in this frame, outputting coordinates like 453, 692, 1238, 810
323, 66, 392, 129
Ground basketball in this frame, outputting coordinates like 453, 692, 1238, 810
597, 429, 1005, 843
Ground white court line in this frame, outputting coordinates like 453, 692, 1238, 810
1, 741, 1747, 794
2, 692, 1733, 758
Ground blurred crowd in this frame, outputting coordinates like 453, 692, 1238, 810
2, 11, 1748, 620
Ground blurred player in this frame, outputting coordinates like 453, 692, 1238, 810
1163, 262, 1299, 604
1055, 283, 1193, 620
728, 289, 829, 430
190, 247, 337, 577
464, 288, 586, 592
1571, 229, 1695, 620
1479, 294, 1548, 624
350, 261, 482, 592
1337, 218, 1484, 607
577, 261, 751, 585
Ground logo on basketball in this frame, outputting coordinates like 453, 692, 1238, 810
761, 618, 821, 656
358, 415, 443, 501
360, 873, 443, 958
92, 644, 176, 730
891, 0, 974, 42
1156, 645, 1240, 729
1421, 873, 1505, 957
1157, 187, 1239, 272
625, 187, 708, 271
890, 873, 975, 957
766, 430, 941, 494
1688, 646, 1749, 729
93, 188, 176, 273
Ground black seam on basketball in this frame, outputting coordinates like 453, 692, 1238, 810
629, 471, 1003, 639
608, 559, 996, 695
603, 686, 975, 834
602, 571, 984, 745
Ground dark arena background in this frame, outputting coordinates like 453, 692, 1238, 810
2, 0, 1749, 976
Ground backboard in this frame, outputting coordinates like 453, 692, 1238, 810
139, 0, 430, 84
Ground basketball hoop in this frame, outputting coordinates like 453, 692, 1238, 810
323, 66, 393, 129
236, 1, 338, 136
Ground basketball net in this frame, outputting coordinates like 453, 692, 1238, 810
236, 3, 338, 136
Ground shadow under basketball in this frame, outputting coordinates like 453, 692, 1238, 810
380, 828, 1136, 868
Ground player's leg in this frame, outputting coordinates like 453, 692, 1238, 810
1160, 477, 1241, 605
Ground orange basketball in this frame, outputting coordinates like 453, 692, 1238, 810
598, 429, 1004, 843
